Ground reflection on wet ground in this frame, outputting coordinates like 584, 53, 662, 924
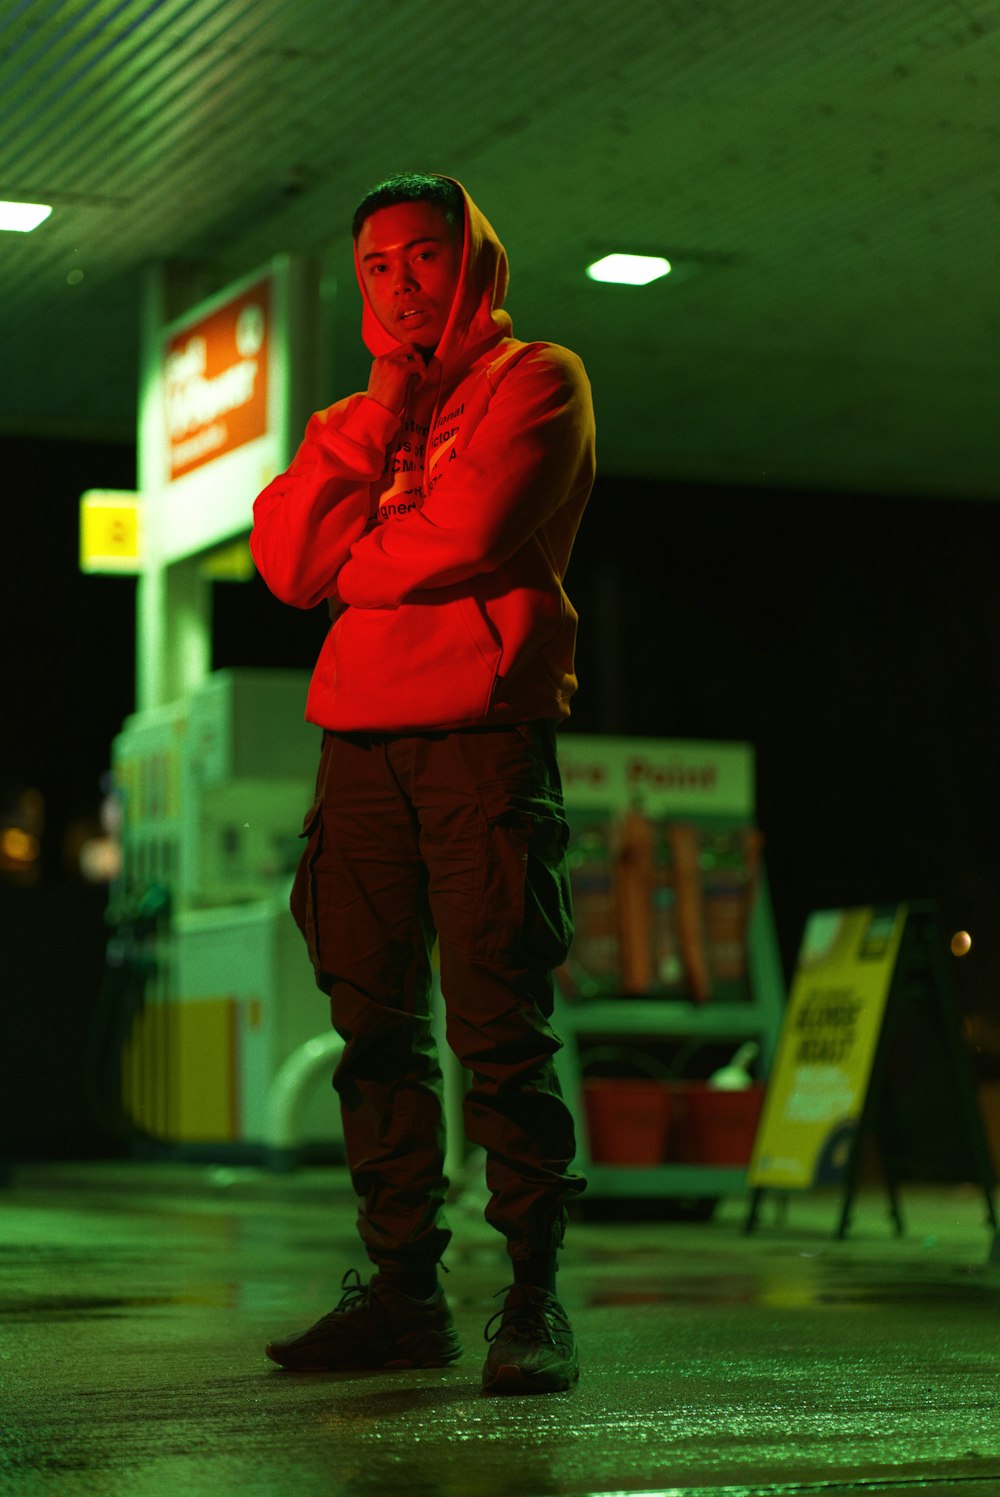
586, 1264, 1000, 1309
3, 1162, 1000, 1495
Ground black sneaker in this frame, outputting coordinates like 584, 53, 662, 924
266, 1268, 462, 1371
481, 1284, 579, 1394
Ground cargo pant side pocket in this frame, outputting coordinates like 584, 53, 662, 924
471, 780, 573, 969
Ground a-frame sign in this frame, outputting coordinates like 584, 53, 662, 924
745, 901, 996, 1238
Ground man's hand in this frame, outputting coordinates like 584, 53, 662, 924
366, 349, 428, 415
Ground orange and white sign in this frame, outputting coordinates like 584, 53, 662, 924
164, 279, 270, 481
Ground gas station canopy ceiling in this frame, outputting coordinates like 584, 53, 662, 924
3, 0, 998, 500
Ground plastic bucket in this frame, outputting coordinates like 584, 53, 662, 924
583, 1078, 672, 1165
674, 1083, 765, 1165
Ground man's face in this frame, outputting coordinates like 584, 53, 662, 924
357, 201, 462, 354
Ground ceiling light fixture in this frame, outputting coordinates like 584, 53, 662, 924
0, 200, 53, 232
586, 253, 671, 286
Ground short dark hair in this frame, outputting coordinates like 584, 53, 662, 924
351, 173, 464, 240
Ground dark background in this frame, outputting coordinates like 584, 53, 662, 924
3, 432, 999, 1159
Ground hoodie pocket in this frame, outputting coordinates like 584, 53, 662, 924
320, 600, 502, 729
471, 779, 573, 967
458, 593, 502, 671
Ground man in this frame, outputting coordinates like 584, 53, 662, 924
251, 173, 595, 1394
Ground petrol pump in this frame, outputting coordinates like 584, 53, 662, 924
80, 256, 343, 1161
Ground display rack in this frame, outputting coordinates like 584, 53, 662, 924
551, 735, 787, 1202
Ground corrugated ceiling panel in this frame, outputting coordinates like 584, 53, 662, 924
0, 0, 997, 492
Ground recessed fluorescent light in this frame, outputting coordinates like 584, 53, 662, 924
586, 253, 671, 286
0, 200, 53, 232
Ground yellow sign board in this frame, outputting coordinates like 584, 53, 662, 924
749, 905, 906, 1189
79, 489, 142, 573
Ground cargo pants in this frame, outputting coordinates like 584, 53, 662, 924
290, 720, 586, 1271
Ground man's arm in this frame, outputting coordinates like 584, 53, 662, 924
335, 346, 594, 610
249, 393, 402, 609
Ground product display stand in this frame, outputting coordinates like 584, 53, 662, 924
552, 736, 786, 1204
555, 870, 786, 1200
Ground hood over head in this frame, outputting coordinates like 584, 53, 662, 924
354, 175, 513, 375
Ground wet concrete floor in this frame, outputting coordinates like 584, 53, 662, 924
3, 1161, 1000, 1495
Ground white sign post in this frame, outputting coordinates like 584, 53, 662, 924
133, 256, 318, 710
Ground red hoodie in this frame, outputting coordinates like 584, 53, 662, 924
250, 178, 596, 733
